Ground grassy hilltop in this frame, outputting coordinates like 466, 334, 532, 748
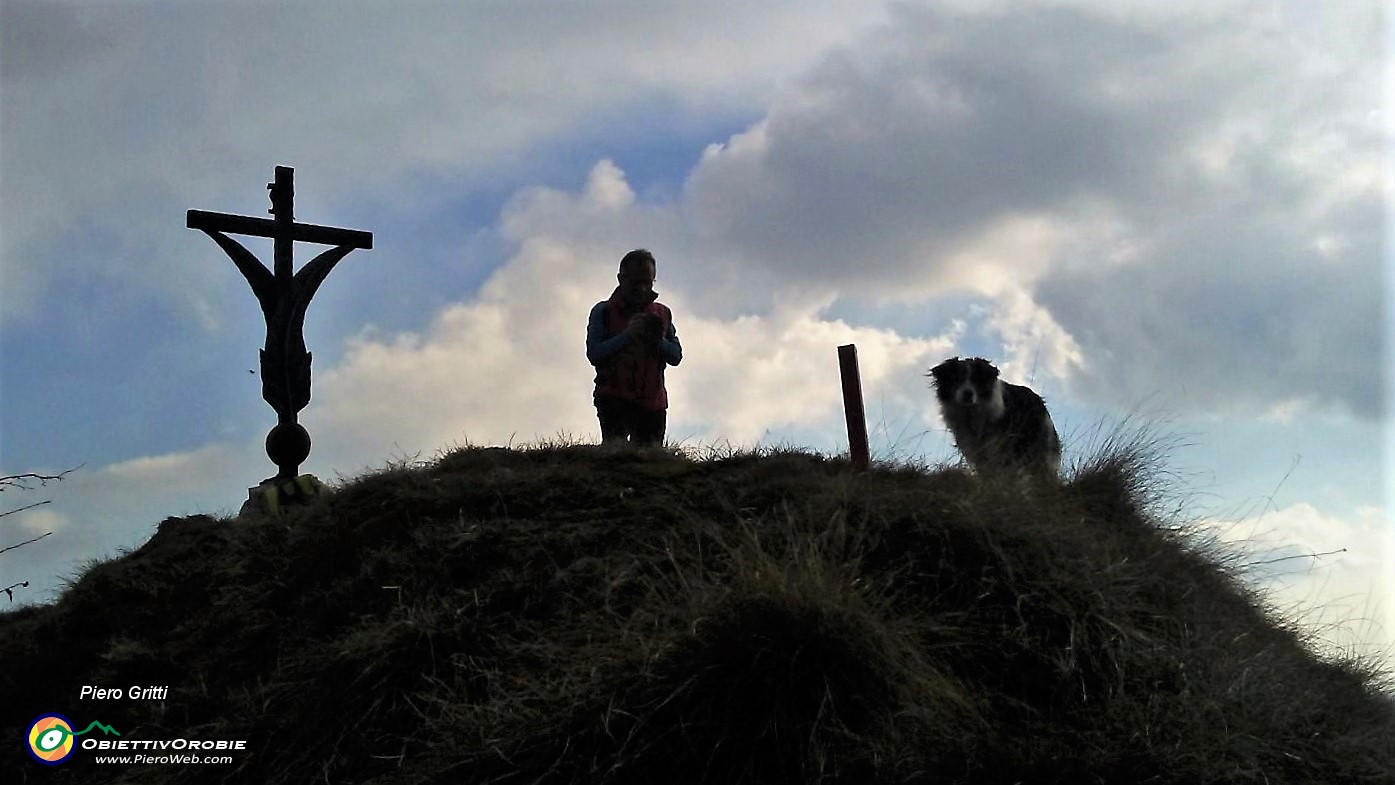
2, 440, 1392, 784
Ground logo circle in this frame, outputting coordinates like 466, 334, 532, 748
27, 714, 76, 765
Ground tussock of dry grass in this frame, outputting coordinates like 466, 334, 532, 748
1, 437, 1391, 784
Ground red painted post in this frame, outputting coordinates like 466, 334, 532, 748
837, 344, 870, 472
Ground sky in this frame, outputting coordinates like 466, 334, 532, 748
1, 1, 1391, 671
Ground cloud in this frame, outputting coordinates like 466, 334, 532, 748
85, 443, 254, 512
302, 0, 1387, 459
1037, 191, 1386, 419
676, 1, 1386, 418
1208, 502, 1393, 661
1215, 502, 1387, 573
309, 160, 959, 458
682, 4, 1210, 301
4, 508, 69, 540
308, 161, 644, 459
0, 1, 888, 327
674, 304, 958, 445
7, 0, 1382, 424
0, 1, 111, 81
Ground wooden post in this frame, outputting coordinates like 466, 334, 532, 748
838, 344, 870, 472
270, 166, 295, 281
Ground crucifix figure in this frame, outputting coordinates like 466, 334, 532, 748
188, 166, 372, 484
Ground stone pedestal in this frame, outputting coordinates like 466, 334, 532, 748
239, 474, 325, 518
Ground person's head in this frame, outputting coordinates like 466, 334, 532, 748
617, 248, 657, 305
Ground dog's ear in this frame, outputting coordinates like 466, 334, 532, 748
927, 359, 954, 384
967, 357, 999, 381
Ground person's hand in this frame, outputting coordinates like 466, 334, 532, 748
641, 313, 663, 344
627, 313, 662, 345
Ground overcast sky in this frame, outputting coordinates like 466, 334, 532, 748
1, 0, 1390, 669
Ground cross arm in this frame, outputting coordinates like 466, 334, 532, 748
195, 229, 276, 305
186, 210, 373, 249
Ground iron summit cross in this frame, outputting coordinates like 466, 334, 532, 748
188, 166, 373, 481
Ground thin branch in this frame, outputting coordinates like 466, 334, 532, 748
1244, 547, 1346, 568
1, 469, 71, 599
0, 531, 53, 556
0, 467, 79, 492
0, 499, 51, 519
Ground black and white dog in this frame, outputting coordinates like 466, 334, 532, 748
928, 357, 1061, 480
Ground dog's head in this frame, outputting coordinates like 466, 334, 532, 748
928, 357, 1000, 408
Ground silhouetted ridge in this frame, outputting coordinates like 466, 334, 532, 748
2, 443, 1391, 784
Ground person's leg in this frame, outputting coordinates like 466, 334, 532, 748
633, 407, 667, 447
595, 395, 631, 444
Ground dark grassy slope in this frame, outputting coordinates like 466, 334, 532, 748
2, 444, 1391, 784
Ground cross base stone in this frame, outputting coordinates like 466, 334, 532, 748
239, 474, 325, 518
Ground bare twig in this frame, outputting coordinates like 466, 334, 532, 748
1, 467, 75, 604
1244, 547, 1347, 568
0, 468, 77, 492
0, 499, 51, 519
0, 465, 78, 521
1, 531, 53, 556
4, 581, 30, 602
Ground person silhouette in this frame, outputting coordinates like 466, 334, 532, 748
585, 249, 683, 446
